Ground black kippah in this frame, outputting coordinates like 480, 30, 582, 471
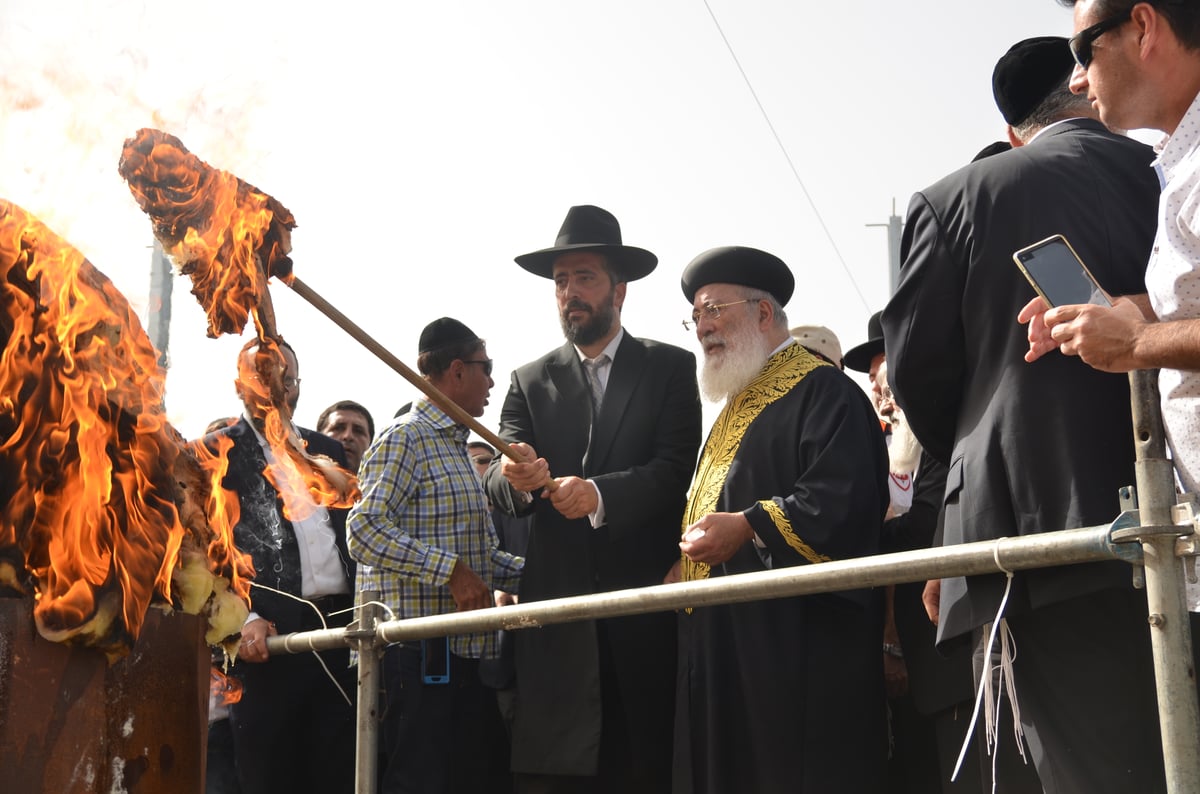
992, 36, 1074, 126
418, 317, 479, 354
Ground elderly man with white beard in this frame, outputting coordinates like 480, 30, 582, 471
670, 246, 891, 794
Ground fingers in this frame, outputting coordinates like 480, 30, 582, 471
502, 456, 551, 492
1016, 295, 1049, 324
238, 626, 273, 663
922, 580, 940, 626
547, 476, 597, 519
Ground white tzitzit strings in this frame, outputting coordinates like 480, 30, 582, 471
950, 540, 1029, 793
244, 583, 394, 707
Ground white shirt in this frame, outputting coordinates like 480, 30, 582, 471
246, 415, 349, 598
1145, 91, 1200, 610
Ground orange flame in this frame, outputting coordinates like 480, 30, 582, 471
210, 665, 243, 707
118, 128, 295, 340
0, 199, 251, 659
119, 128, 358, 514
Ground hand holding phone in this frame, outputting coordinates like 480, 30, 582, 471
1013, 234, 1111, 308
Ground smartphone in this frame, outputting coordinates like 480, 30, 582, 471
1012, 234, 1111, 308
421, 637, 450, 685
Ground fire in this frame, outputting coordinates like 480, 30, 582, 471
118, 128, 295, 340
119, 128, 358, 513
0, 199, 250, 659
210, 665, 244, 707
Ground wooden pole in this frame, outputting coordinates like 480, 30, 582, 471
284, 275, 556, 490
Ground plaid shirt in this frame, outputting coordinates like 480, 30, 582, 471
348, 398, 522, 659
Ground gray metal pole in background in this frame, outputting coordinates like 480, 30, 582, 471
1123, 369, 1200, 793
866, 198, 904, 295
146, 240, 173, 369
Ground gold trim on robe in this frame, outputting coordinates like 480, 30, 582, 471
681, 342, 829, 583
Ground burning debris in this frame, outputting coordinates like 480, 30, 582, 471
0, 199, 250, 660
118, 127, 295, 341
118, 128, 358, 513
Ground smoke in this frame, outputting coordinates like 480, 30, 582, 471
0, 0, 273, 313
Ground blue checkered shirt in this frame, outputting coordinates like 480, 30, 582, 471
348, 398, 522, 659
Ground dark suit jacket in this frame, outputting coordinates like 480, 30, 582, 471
882, 119, 1159, 644
483, 331, 702, 779
210, 418, 353, 633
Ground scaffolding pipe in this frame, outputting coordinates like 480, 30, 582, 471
1125, 370, 1200, 793
351, 592, 383, 794
266, 522, 1137, 656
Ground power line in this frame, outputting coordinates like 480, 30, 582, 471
701, 0, 871, 310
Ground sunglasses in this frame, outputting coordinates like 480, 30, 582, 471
1068, 7, 1132, 68
462, 358, 494, 377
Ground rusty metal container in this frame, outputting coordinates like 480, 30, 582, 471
0, 597, 207, 793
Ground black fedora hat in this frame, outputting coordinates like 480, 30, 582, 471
515, 205, 657, 281
844, 311, 885, 373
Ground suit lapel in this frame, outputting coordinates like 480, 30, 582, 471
584, 333, 644, 474
545, 344, 594, 474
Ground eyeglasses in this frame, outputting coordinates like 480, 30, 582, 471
682, 300, 751, 331
462, 359, 494, 377
471, 455, 494, 466
1069, 7, 1133, 68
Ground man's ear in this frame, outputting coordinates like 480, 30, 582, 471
759, 298, 773, 327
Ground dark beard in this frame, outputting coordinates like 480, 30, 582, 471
560, 294, 616, 347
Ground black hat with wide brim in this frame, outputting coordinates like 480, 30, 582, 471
843, 311, 885, 373
515, 205, 658, 281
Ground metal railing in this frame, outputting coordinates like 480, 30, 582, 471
263, 370, 1200, 793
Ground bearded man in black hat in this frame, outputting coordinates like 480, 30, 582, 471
882, 35, 1162, 793
349, 317, 523, 793
483, 205, 702, 793
672, 245, 889, 793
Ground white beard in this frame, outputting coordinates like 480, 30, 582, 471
699, 321, 777, 403
889, 410, 923, 475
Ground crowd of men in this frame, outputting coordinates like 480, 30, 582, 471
202, 3, 1200, 792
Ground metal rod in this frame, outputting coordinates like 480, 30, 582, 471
1128, 369, 1200, 794
266, 523, 1130, 655
352, 591, 382, 794
284, 275, 557, 490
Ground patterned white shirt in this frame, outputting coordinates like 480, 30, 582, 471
1147, 90, 1200, 497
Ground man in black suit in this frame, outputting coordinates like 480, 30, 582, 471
484, 205, 702, 793
208, 338, 357, 794
882, 36, 1163, 793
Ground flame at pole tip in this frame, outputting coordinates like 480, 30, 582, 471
118, 127, 296, 340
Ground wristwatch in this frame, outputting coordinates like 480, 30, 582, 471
882, 642, 904, 659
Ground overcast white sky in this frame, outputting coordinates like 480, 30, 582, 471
1, 0, 1077, 442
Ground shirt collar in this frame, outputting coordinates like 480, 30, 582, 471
772, 338, 796, 357
1153, 89, 1200, 183
242, 409, 299, 447
574, 326, 624, 363
412, 396, 470, 440
1025, 117, 1085, 144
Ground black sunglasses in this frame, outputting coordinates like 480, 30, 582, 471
462, 358, 494, 377
1069, 7, 1133, 68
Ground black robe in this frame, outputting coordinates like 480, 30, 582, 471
673, 343, 890, 794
